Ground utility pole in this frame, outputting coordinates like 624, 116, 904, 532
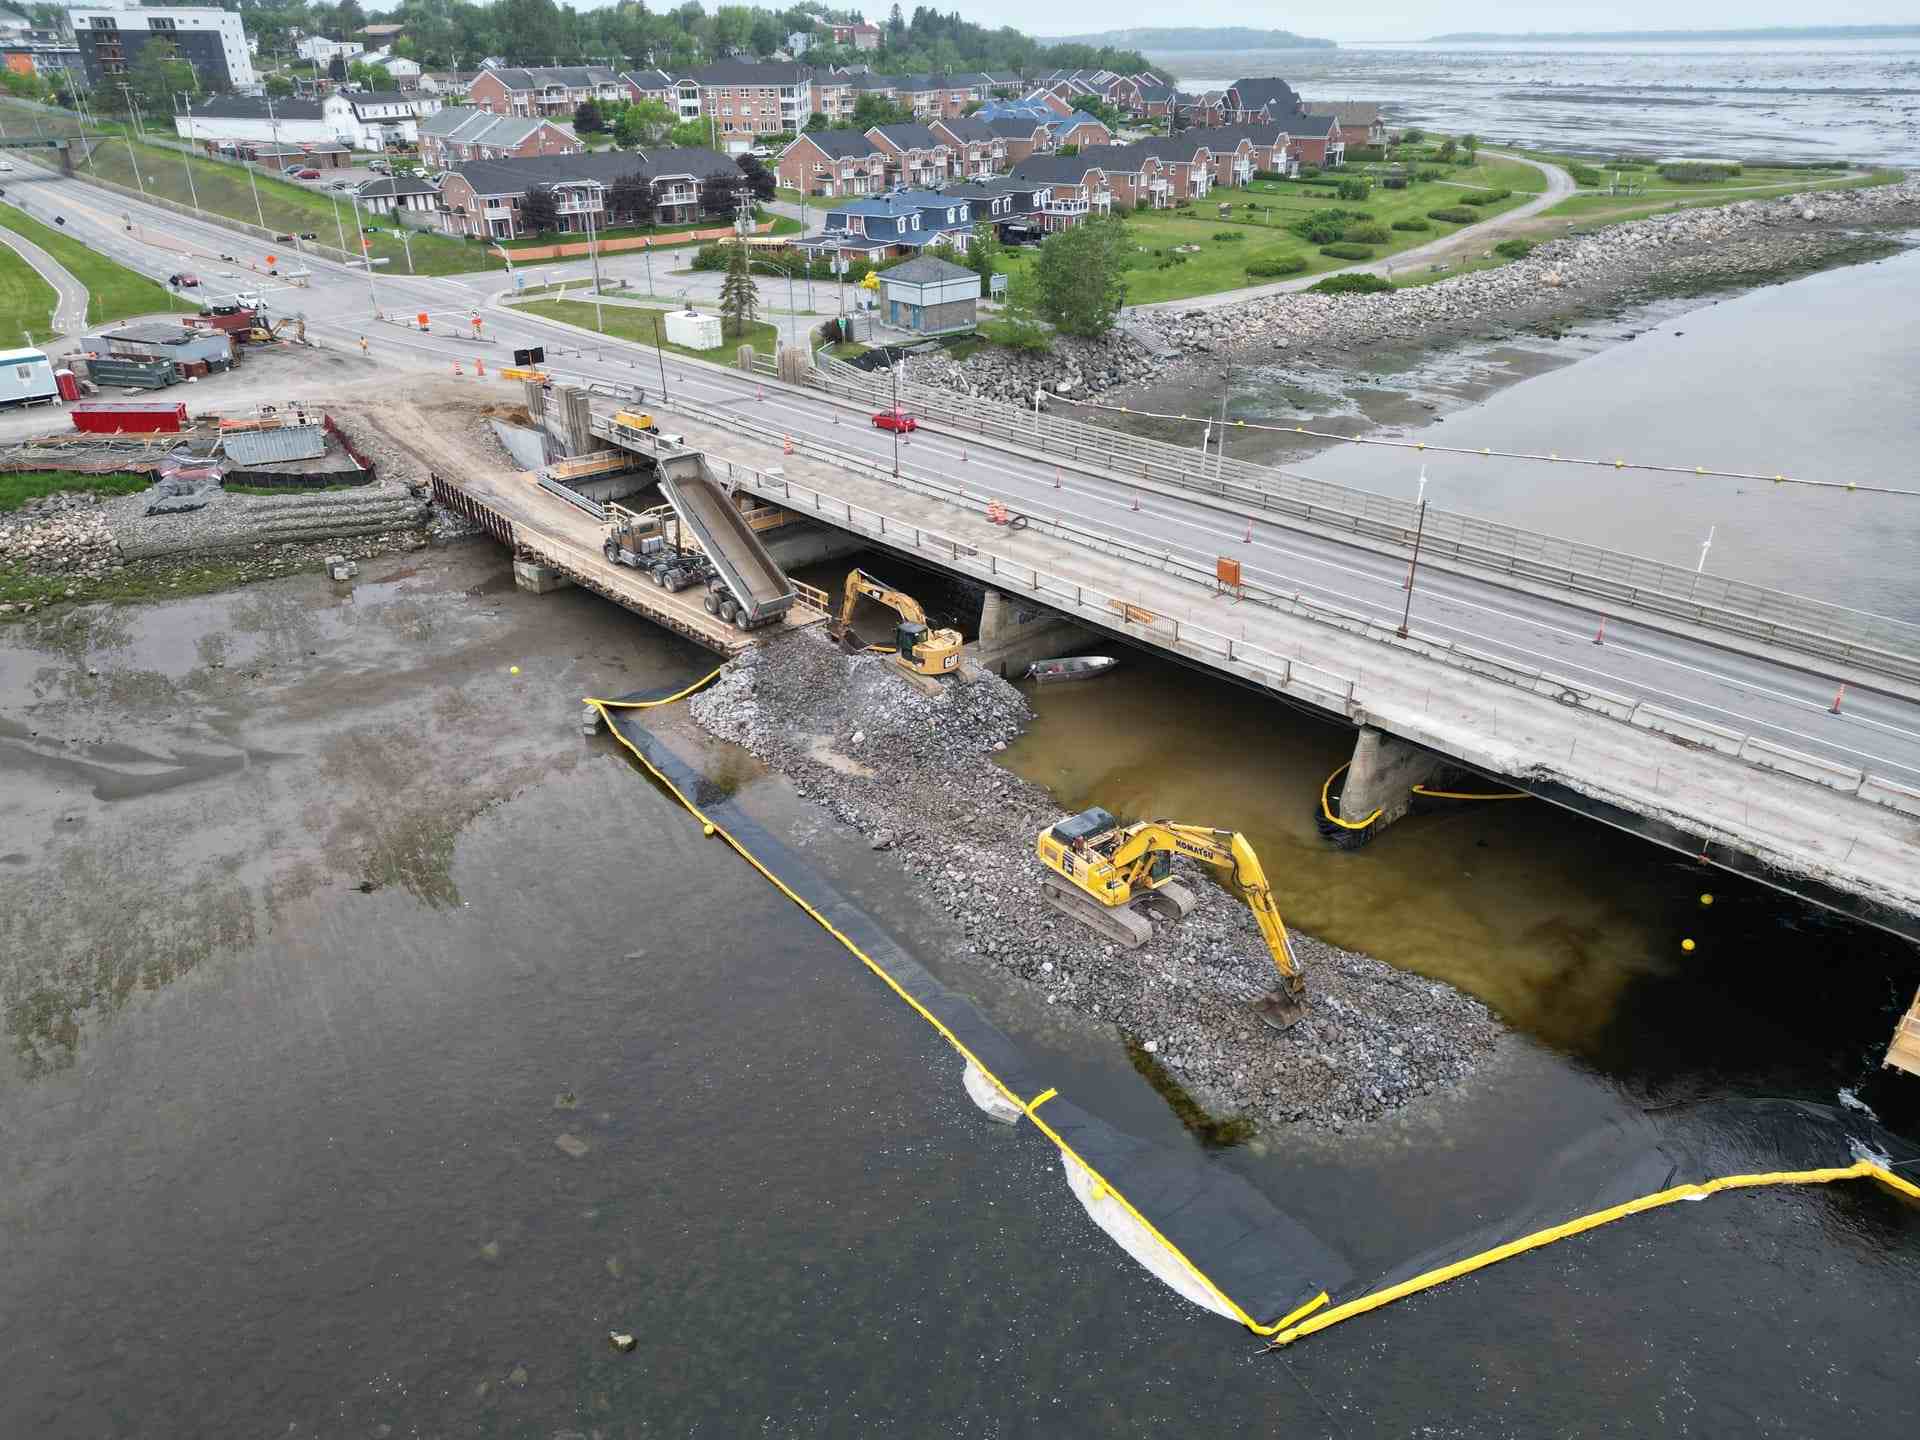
889, 346, 901, 476
580, 183, 604, 331
243, 145, 266, 228
1397, 499, 1428, 638
642, 236, 655, 297
1696, 524, 1714, 573
330, 187, 346, 253
1213, 359, 1231, 479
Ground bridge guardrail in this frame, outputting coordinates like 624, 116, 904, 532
652, 386, 1920, 821
803, 355, 1920, 684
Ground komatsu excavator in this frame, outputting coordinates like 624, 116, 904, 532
1035, 807, 1308, 1031
833, 568, 963, 676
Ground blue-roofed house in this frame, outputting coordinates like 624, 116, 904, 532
791, 189, 978, 262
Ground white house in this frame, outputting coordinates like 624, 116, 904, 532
322, 90, 442, 150
297, 36, 362, 66
174, 95, 336, 148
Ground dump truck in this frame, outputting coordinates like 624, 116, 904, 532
655, 453, 797, 631
603, 502, 713, 592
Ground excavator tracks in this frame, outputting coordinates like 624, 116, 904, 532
1040, 877, 1157, 949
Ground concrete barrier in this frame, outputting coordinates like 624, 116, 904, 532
1737, 736, 1865, 792
1858, 774, 1920, 819
1629, 702, 1746, 758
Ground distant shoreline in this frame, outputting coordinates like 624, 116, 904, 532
1423, 25, 1920, 43
1043, 27, 1336, 51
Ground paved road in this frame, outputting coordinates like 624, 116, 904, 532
0, 222, 87, 335
16, 160, 1920, 793
1134, 152, 1577, 313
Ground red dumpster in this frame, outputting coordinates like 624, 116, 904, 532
54, 368, 79, 402
72, 400, 189, 434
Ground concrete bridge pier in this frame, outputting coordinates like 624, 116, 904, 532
967, 589, 1091, 678
1340, 726, 1447, 830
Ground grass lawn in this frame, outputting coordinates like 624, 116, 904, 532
774, 187, 806, 206
75, 136, 505, 276
0, 242, 59, 344
0, 202, 194, 326
0, 469, 149, 511
1540, 167, 1904, 227
507, 298, 780, 361
993, 159, 1542, 305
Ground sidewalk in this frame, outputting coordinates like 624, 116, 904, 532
0, 224, 89, 335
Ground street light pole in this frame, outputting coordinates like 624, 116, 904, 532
347, 186, 379, 315
177, 94, 201, 215
1213, 358, 1231, 480
1397, 498, 1428, 638
889, 346, 901, 477
580, 184, 604, 332
652, 311, 669, 401
116, 84, 146, 199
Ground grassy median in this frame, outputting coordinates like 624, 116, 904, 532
0, 202, 193, 326
508, 297, 780, 361
0, 241, 59, 344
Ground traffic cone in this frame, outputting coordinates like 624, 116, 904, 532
1054, 466, 1062, 488
1130, 493, 1140, 512
1243, 518, 1252, 543
1830, 685, 1845, 714
1593, 616, 1606, 645
783, 434, 794, 455
452, 361, 463, 377
475, 359, 485, 377
756, 384, 764, 401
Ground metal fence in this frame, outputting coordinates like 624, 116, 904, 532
798, 355, 1920, 682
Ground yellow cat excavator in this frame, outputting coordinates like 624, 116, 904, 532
833, 568, 963, 676
1035, 807, 1308, 1031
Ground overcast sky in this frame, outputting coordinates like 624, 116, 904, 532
1019, 4, 1917, 43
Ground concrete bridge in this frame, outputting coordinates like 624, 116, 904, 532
495, 359, 1920, 948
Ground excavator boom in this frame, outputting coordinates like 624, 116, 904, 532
833, 569, 961, 677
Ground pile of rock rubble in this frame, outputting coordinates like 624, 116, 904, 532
898, 330, 1165, 407
688, 632, 1501, 1133
0, 493, 120, 585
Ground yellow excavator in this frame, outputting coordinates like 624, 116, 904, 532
1035, 807, 1308, 1031
833, 568, 963, 677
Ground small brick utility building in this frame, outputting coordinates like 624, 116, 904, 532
879, 255, 980, 336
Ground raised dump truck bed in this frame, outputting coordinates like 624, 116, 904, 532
655, 452, 797, 629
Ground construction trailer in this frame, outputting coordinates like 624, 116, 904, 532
0, 347, 59, 408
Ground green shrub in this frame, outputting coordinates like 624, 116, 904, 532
1607, 156, 1648, 169
1493, 238, 1534, 259
1342, 222, 1390, 244
1460, 188, 1513, 206
1417, 167, 1446, 182
1301, 173, 1343, 187
1289, 206, 1371, 240
1427, 206, 1476, 223
1391, 217, 1431, 231
1344, 145, 1386, 163
1211, 230, 1245, 242
1319, 241, 1374, 259
1252, 168, 1286, 181
1400, 127, 1425, 144
1309, 273, 1392, 295
1567, 162, 1603, 186
1244, 252, 1307, 277
1336, 177, 1371, 201
1382, 174, 1408, 190
1299, 164, 1320, 178
1658, 161, 1742, 183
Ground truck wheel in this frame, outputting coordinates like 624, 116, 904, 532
651, 566, 668, 587
734, 608, 751, 631
603, 540, 619, 565
718, 598, 737, 623
706, 573, 724, 593
703, 592, 719, 615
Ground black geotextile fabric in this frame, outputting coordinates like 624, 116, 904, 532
604, 700, 1355, 1328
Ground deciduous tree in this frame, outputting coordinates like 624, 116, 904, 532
1032, 216, 1127, 338
518, 185, 559, 235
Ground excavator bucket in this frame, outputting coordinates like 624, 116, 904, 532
1249, 979, 1307, 1033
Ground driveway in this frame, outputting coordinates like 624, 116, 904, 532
1133, 151, 1577, 314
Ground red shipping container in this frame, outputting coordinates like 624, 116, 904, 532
54, 369, 79, 402
71, 401, 188, 435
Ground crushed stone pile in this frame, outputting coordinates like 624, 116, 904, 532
688, 632, 1501, 1133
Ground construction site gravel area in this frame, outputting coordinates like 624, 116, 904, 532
687, 632, 1505, 1135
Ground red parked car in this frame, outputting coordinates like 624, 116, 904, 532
871, 408, 917, 433
296, 168, 321, 180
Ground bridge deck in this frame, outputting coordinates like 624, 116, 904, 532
606, 395, 1920, 940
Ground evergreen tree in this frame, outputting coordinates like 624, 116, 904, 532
718, 242, 761, 338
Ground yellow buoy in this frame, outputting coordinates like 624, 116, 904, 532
509, 665, 520, 676
1699, 893, 1714, 907
702, 822, 716, 837
1681, 938, 1696, 952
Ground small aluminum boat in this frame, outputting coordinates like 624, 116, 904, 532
1024, 655, 1118, 683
